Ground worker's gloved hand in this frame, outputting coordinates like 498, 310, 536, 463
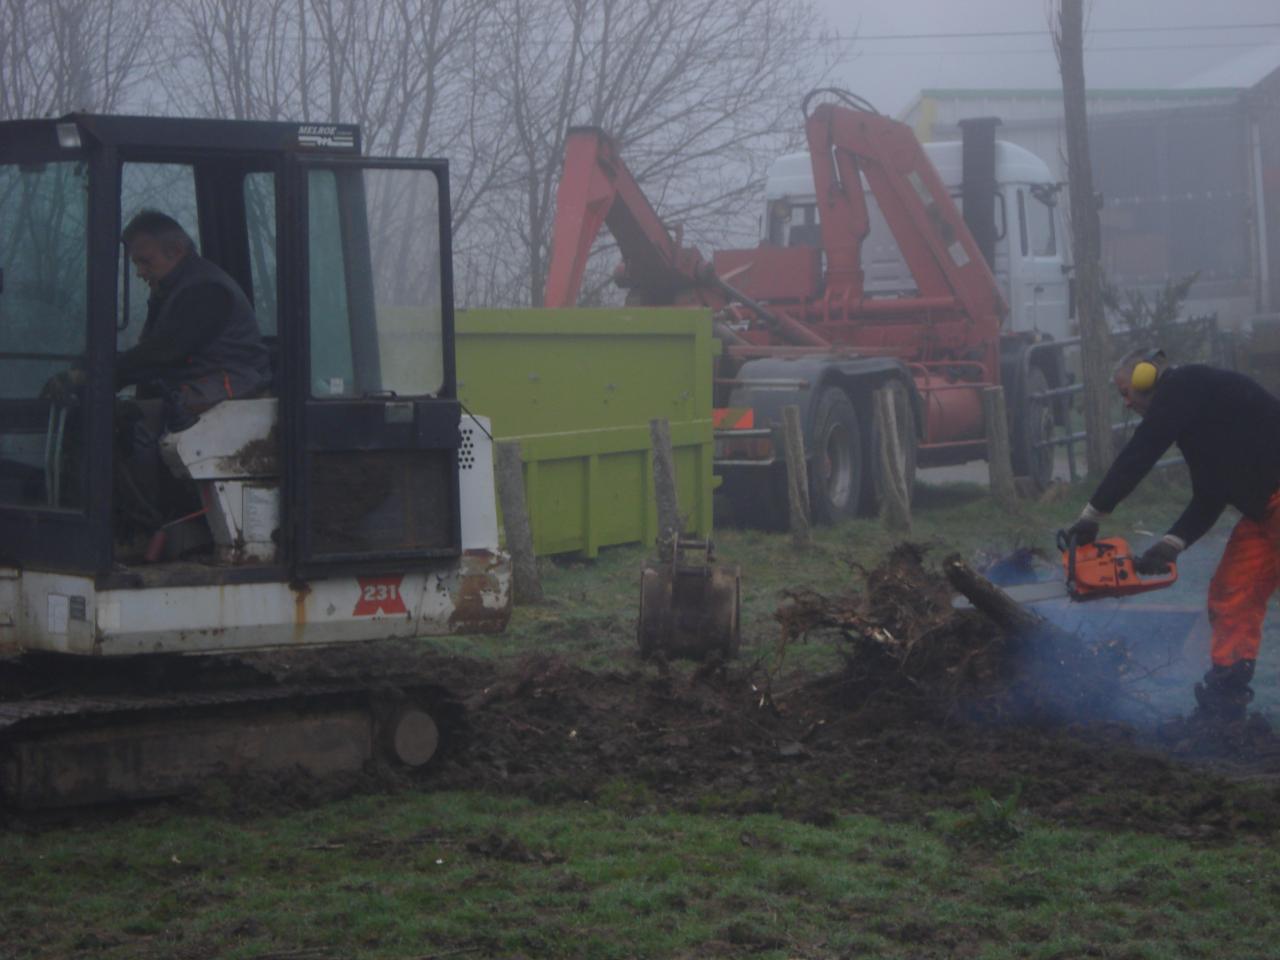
1135, 538, 1181, 576
1065, 503, 1107, 546
40, 368, 84, 405
1064, 516, 1099, 546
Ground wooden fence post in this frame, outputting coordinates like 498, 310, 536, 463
495, 439, 543, 604
782, 404, 812, 547
649, 418, 680, 560
874, 386, 911, 532
982, 386, 1019, 509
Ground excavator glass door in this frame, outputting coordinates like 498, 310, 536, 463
0, 124, 112, 573
288, 158, 460, 574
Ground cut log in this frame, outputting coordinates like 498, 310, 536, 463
943, 553, 1049, 639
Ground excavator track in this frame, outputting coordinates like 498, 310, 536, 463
0, 666, 460, 809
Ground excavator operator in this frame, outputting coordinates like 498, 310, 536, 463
1064, 347, 1280, 724
42, 209, 272, 527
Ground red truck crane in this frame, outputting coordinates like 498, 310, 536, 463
546, 90, 1068, 523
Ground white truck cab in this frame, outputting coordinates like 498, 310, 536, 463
763, 139, 1072, 342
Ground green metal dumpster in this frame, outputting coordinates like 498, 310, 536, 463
457, 308, 716, 557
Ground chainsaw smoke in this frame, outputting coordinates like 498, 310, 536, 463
779, 540, 1227, 731
984, 533, 1228, 726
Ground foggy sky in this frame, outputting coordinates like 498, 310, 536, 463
816, 0, 1280, 116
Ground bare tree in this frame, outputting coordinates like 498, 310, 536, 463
477, 0, 838, 307
0, 0, 161, 119
171, 0, 509, 305
171, 0, 313, 121
163, 0, 835, 310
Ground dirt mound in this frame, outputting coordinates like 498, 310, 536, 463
776, 543, 1139, 725
425, 649, 1280, 841
423, 547, 1280, 840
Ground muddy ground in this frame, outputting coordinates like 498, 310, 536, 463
207, 548, 1280, 842
8, 549, 1280, 842
420, 655, 1280, 841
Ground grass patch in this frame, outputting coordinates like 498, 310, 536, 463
5, 794, 1280, 959
5, 473, 1277, 959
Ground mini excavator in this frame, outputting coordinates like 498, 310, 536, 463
0, 114, 510, 807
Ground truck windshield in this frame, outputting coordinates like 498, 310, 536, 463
0, 160, 89, 509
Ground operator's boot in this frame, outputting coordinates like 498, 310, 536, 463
1192, 659, 1256, 725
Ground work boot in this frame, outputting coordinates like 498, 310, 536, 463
1192, 659, 1256, 725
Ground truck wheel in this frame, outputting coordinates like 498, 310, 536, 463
809, 387, 863, 522
863, 379, 918, 515
1013, 366, 1056, 491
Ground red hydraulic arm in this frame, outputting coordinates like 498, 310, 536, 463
803, 94, 1008, 354
544, 127, 721, 309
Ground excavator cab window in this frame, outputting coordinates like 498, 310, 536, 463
0, 159, 91, 512
1, 116, 460, 578
243, 171, 278, 335
116, 162, 201, 350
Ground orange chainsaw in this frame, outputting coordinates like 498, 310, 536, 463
989, 531, 1178, 605
1055, 530, 1178, 601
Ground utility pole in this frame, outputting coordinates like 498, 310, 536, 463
1056, 0, 1113, 476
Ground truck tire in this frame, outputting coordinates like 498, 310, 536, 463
863, 378, 918, 515
1012, 366, 1055, 491
809, 386, 863, 522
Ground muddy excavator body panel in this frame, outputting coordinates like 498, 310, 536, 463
0, 114, 509, 806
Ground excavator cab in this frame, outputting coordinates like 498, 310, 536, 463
0, 115, 510, 656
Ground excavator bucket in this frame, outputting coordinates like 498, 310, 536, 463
638, 536, 740, 660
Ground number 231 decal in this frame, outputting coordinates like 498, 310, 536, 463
353, 575, 408, 616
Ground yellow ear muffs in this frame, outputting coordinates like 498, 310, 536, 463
1131, 361, 1158, 391
1130, 349, 1164, 392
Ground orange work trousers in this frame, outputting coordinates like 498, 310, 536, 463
1207, 487, 1280, 666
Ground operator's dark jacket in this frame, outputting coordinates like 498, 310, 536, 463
116, 252, 271, 404
1091, 364, 1280, 546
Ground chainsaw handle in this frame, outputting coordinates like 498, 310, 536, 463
1056, 528, 1077, 586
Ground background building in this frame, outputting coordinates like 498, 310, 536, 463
900, 52, 1280, 332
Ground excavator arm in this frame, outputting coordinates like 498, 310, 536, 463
544, 127, 722, 308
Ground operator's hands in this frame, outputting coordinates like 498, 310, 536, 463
1135, 538, 1181, 576
1065, 502, 1106, 546
40, 368, 86, 405
1064, 516, 1099, 546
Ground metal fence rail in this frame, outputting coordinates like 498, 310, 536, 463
1028, 315, 1222, 482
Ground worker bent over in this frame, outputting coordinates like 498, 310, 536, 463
1065, 348, 1280, 724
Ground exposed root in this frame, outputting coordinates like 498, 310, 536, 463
776, 543, 1143, 724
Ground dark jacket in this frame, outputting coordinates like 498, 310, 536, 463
1091, 364, 1280, 546
117, 252, 271, 403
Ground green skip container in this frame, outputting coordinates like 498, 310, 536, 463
457, 308, 716, 558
